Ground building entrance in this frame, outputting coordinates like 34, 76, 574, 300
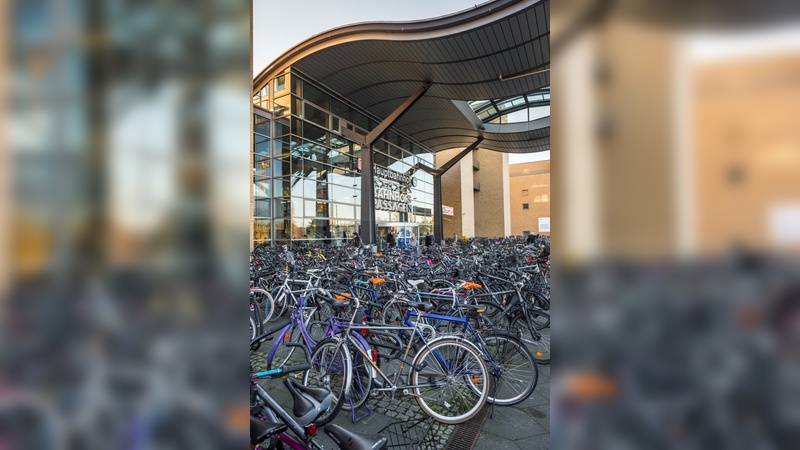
377, 222, 419, 250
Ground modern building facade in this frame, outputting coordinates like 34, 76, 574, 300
252, 0, 550, 248
252, 70, 436, 247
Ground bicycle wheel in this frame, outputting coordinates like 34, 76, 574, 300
306, 299, 334, 343
511, 313, 550, 364
251, 288, 274, 324
269, 288, 289, 322
342, 335, 373, 412
411, 337, 489, 424
302, 338, 352, 426
267, 326, 305, 370
380, 300, 405, 326
249, 315, 258, 341
481, 333, 538, 405
477, 301, 513, 328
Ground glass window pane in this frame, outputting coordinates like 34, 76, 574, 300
291, 197, 304, 218
330, 184, 355, 205
273, 197, 291, 218
273, 157, 290, 178
254, 180, 271, 198
330, 98, 352, 121
291, 176, 304, 198
274, 74, 287, 93
331, 117, 340, 134
305, 103, 329, 129
330, 135, 349, 152
303, 82, 329, 110
274, 178, 292, 198
254, 115, 270, 136
291, 76, 302, 96
315, 180, 329, 200
292, 96, 303, 116
273, 136, 291, 157
274, 95, 290, 117
273, 219, 289, 239
254, 199, 271, 217
254, 219, 271, 240
315, 201, 329, 218
291, 155, 304, 178
302, 122, 328, 147
254, 134, 270, 161
374, 151, 389, 168
253, 159, 270, 180
304, 199, 316, 217
274, 117, 290, 137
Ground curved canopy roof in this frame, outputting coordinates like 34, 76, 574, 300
253, 0, 550, 154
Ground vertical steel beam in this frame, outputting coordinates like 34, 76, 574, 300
360, 144, 377, 246
433, 174, 443, 244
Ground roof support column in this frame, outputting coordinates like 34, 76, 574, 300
344, 82, 431, 247
415, 137, 483, 243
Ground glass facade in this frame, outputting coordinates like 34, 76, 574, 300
252, 69, 436, 247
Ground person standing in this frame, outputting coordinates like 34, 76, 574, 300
409, 233, 418, 255
424, 233, 433, 247
386, 229, 396, 248
352, 232, 362, 247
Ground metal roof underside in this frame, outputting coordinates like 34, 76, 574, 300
254, 0, 550, 154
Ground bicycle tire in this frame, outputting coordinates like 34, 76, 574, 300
511, 313, 550, 364
342, 335, 373, 412
481, 333, 538, 405
302, 338, 352, 426
411, 337, 489, 424
251, 288, 274, 324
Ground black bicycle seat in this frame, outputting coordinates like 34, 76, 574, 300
324, 423, 388, 450
406, 301, 434, 312
283, 378, 333, 425
250, 416, 288, 445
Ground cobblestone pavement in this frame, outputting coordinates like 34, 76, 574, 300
251, 334, 549, 449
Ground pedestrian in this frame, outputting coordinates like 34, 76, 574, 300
352, 232, 362, 247
386, 229, 396, 248
425, 233, 433, 247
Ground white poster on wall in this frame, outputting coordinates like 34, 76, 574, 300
538, 217, 550, 233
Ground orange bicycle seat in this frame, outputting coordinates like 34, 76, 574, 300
369, 277, 386, 285
462, 281, 482, 290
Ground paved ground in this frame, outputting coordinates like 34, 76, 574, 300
252, 336, 549, 449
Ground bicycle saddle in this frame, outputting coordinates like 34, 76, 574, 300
407, 279, 426, 287
324, 423, 388, 450
250, 416, 288, 445
406, 301, 434, 312
283, 378, 333, 426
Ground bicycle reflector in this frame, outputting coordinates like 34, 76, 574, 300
305, 423, 317, 436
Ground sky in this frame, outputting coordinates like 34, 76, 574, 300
252, 0, 549, 164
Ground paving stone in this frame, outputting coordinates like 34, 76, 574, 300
514, 432, 550, 450
475, 432, 522, 450
481, 406, 546, 440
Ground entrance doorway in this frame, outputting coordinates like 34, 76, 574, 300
377, 222, 419, 250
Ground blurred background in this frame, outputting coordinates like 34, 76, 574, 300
1, 0, 250, 448
552, 0, 800, 448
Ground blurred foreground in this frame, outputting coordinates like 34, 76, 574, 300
553, 0, 800, 449
1, 1, 250, 448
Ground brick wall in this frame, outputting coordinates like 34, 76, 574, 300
510, 161, 550, 236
